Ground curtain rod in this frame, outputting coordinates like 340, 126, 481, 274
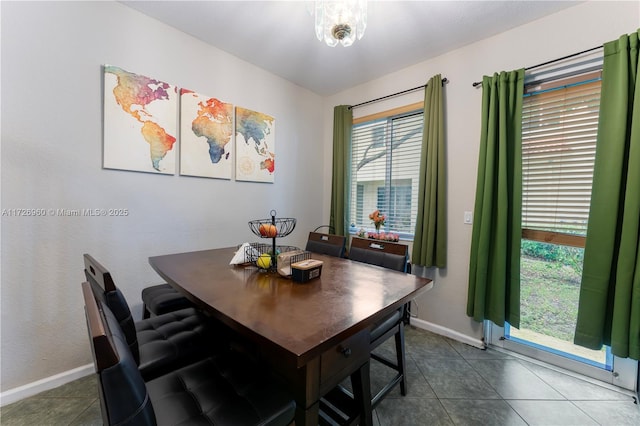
471, 45, 603, 87
349, 78, 449, 110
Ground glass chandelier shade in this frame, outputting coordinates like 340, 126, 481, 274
314, 0, 367, 47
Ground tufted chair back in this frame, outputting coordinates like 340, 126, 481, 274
82, 282, 156, 426
84, 254, 140, 363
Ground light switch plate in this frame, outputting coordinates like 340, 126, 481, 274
464, 211, 473, 224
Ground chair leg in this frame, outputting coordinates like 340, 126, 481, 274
394, 322, 407, 396
402, 302, 411, 325
142, 304, 151, 319
351, 361, 373, 426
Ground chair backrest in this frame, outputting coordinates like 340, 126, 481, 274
82, 281, 156, 426
305, 232, 347, 258
83, 254, 117, 292
348, 237, 409, 272
83, 254, 140, 363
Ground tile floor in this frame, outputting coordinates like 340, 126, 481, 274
1, 326, 638, 425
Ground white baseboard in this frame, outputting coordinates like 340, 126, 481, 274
409, 317, 485, 349
0, 364, 94, 407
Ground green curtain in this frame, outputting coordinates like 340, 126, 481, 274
574, 30, 640, 360
329, 105, 353, 236
467, 69, 524, 328
412, 74, 447, 268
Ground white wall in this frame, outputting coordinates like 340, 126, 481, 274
0, 1, 324, 393
323, 1, 639, 343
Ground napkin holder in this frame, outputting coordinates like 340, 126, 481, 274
291, 259, 323, 283
276, 249, 307, 277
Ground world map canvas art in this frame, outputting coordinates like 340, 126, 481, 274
235, 106, 275, 183
103, 65, 178, 174
180, 89, 233, 179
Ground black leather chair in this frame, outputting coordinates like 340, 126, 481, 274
141, 283, 194, 319
305, 231, 347, 258
322, 237, 410, 423
82, 281, 296, 426
348, 237, 409, 273
83, 253, 221, 381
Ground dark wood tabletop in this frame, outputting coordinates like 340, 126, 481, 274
149, 246, 433, 425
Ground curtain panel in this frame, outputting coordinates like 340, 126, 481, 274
574, 30, 640, 360
467, 70, 525, 328
412, 74, 447, 268
329, 105, 353, 236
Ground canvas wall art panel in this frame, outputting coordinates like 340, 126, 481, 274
179, 89, 233, 179
235, 106, 275, 183
103, 65, 177, 174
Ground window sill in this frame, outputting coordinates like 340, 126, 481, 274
349, 227, 414, 243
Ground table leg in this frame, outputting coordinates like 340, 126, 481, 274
287, 357, 320, 426
294, 400, 320, 426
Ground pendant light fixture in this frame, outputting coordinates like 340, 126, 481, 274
313, 0, 367, 47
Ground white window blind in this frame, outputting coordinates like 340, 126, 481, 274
350, 110, 423, 235
522, 71, 601, 236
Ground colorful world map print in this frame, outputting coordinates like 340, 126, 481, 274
180, 89, 233, 179
235, 106, 275, 183
103, 65, 177, 174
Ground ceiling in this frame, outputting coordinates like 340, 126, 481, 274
122, 1, 580, 96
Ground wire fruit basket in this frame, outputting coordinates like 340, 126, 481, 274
248, 217, 296, 239
244, 243, 300, 268
247, 210, 297, 271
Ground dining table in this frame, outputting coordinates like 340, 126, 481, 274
149, 246, 433, 425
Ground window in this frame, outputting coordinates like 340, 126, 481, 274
350, 105, 423, 236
